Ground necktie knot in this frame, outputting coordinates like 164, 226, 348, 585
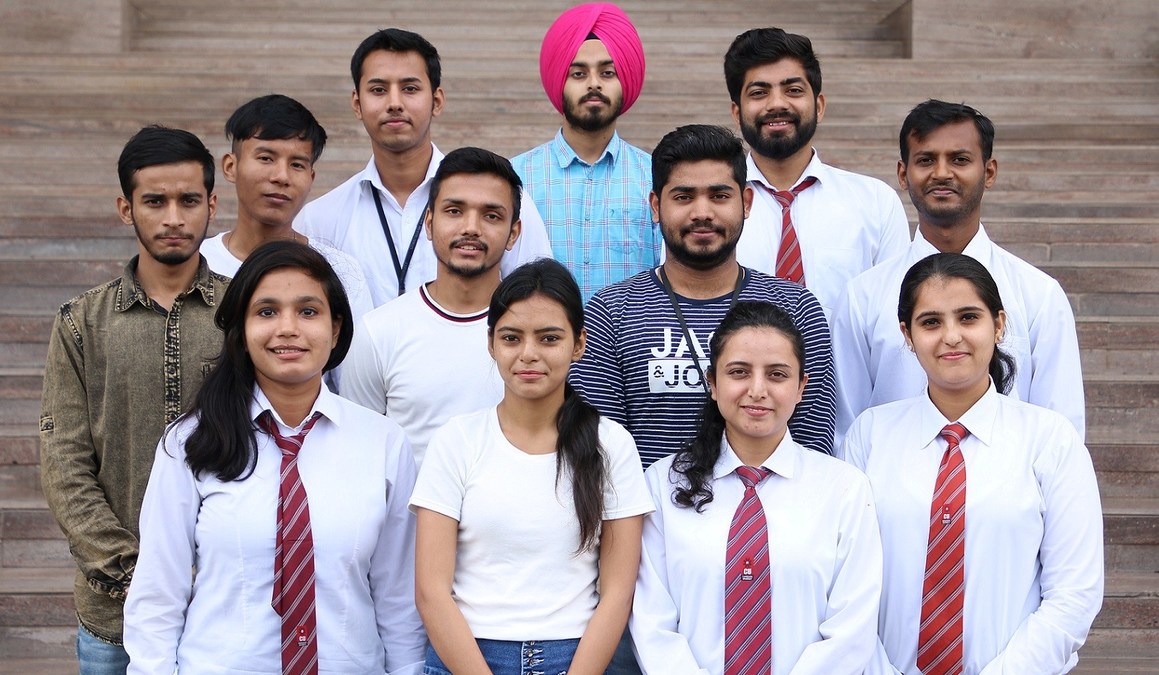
770, 176, 817, 211
260, 411, 323, 459
940, 422, 969, 450
735, 465, 771, 491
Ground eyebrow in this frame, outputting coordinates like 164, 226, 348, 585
139, 191, 202, 201
366, 76, 424, 85
571, 59, 616, 69
723, 359, 794, 369
915, 304, 986, 320
496, 325, 566, 334
251, 144, 313, 163
747, 76, 806, 89
667, 183, 736, 194
252, 295, 326, 306
440, 197, 508, 213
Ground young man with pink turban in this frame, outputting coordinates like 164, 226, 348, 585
513, 2, 659, 302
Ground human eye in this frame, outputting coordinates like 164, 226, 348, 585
727, 367, 748, 378
403, 84, 421, 93
569, 68, 585, 79
601, 68, 617, 78
300, 306, 319, 317
960, 312, 980, 322
181, 196, 201, 207
444, 206, 462, 216
369, 85, 387, 95
953, 155, 972, 165
256, 307, 276, 318
786, 85, 806, 96
292, 161, 309, 170
485, 212, 503, 222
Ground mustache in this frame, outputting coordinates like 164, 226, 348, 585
757, 111, 801, 125
451, 236, 488, 251
581, 92, 612, 105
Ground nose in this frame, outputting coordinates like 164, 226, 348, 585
689, 195, 715, 222
943, 321, 962, 345
763, 89, 788, 112
748, 375, 769, 400
275, 311, 300, 337
932, 156, 953, 180
462, 209, 482, 235
161, 201, 186, 228
270, 159, 290, 185
386, 85, 404, 110
518, 338, 539, 363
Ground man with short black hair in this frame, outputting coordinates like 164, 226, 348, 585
342, 147, 524, 466
832, 99, 1085, 446
200, 94, 372, 322
724, 27, 910, 319
513, 3, 658, 301
572, 124, 836, 471
40, 126, 228, 673
297, 28, 551, 306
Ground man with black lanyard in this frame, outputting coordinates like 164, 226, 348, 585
571, 124, 836, 470
296, 28, 552, 307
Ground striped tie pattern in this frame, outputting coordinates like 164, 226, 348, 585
768, 176, 817, 286
260, 410, 324, 675
724, 465, 774, 675
917, 422, 970, 675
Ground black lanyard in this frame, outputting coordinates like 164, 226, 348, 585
371, 188, 424, 295
657, 265, 745, 393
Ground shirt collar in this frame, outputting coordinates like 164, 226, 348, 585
911, 222, 994, 265
745, 149, 826, 192
550, 128, 621, 169
915, 381, 1000, 449
115, 255, 219, 313
712, 429, 802, 481
358, 144, 445, 196
248, 381, 343, 433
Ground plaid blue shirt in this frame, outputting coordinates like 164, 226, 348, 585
513, 130, 660, 301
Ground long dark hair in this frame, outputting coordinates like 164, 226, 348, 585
898, 252, 1015, 394
671, 301, 806, 511
182, 240, 354, 481
488, 259, 606, 551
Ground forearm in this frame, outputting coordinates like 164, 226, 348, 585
415, 591, 491, 675
568, 583, 633, 675
570, 515, 644, 675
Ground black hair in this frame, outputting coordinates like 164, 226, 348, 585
651, 124, 747, 195
900, 99, 995, 163
350, 28, 441, 90
426, 146, 522, 220
487, 258, 606, 552
182, 240, 354, 482
225, 94, 328, 164
898, 252, 1015, 395
723, 27, 822, 105
117, 125, 214, 199
670, 301, 806, 511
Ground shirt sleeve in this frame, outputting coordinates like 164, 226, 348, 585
790, 472, 883, 674
877, 187, 911, 262
831, 282, 875, 450
38, 308, 138, 598
370, 427, 427, 675
630, 468, 712, 675
570, 292, 629, 425
502, 189, 555, 276
1025, 281, 1086, 438
787, 287, 837, 454
599, 420, 653, 520
123, 429, 200, 675
340, 316, 389, 414
977, 423, 1103, 674
408, 420, 469, 520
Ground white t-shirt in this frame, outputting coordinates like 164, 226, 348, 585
199, 231, 374, 324
409, 406, 653, 641
340, 283, 501, 467
736, 151, 911, 321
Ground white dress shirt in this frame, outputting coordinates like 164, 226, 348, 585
831, 225, 1085, 448
631, 433, 882, 675
125, 385, 426, 675
736, 151, 911, 320
841, 386, 1103, 675
295, 146, 553, 307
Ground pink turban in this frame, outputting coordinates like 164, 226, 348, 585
539, 3, 646, 115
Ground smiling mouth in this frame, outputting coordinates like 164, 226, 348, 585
272, 347, 305, 354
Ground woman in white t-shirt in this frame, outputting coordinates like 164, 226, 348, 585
842, 253, 1102, 674
631, 301, 883, 674
124, 241, 426, 673
411, 258, 653, 675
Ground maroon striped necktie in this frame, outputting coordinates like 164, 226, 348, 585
766, 176, 817, 285
260, 410, 323, 675
724, 465, 774, 675
917, 422, 970, 675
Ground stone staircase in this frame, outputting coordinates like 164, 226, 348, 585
1, 0, 1156, 671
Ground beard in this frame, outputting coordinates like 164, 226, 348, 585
908, 178, 987, 228
661, 221, 742, 271
740, 108, 818, 161
563, 91, 623, 133
133, 220, 206, 266
443, 237, 496, 279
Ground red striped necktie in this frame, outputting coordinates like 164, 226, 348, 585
917, 422, 970, 675
765, 176, 817, 286
260, 410, 324, 675
724, 465, 774, 675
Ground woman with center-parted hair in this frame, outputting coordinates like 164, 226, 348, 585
842, 252, 1102, 675
124, 240, 426, 674
631, 301, 882, 675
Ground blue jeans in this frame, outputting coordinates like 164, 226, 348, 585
424, 638, 583, 675
606, 627, 642, 675
77, 623, 130, 675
